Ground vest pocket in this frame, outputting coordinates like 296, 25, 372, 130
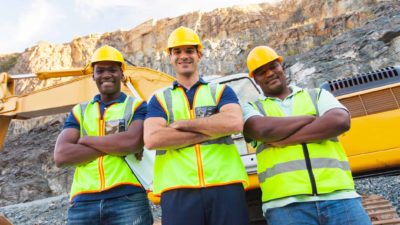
194, 106, 217, 118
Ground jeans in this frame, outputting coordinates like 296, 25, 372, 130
67, 192, 153, 225
264, 198, 372, 225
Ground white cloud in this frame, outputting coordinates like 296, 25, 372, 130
0, 0, 64, 53
74, 0, 141, 19
15, 0, 63, 44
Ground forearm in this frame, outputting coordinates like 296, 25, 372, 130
78, 133, 143, 156
272, 110, 350, 146
54, 143, 104, 167
244, 115, 315, 142
144, 127, 211, 150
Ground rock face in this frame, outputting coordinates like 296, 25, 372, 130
0, 115, 73, 206
1, 0, 400, 224
1, 0, 395, 81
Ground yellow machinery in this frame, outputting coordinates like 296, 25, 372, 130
0, 66, 175, 150
321, 66, 400, 176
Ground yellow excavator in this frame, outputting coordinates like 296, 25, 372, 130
0, 65, 399, 225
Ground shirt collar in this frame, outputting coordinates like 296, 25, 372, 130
92, 92, 127, 106
259, 85, 304, 101
172, 77, 208, 90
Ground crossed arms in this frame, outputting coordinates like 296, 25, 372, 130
54, 120, 144, 167
144, 103, 243, 150
243, 108, 350, 147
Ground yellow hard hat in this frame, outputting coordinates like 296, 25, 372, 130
247, 46, 283, 77
166, 26, 203, 54
90, 45, 126, 71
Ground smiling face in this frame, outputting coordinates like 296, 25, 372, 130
253, 60, 289, 99
93, 61, 123, 101
169, 45, 202, 78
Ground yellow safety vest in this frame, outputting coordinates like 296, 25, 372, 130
250, 89, 355, 203
69, 95, 143, 201
153, 83, 248, 195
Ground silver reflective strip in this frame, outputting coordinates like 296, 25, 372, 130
80, 102, 89, 137
202, 136, 234, 145
163, 89, 175, 123
256, 143, 266, 154
254, 101, 267, 116
258, 158, 351, 183
308, 88, 319, 116
123, 96, 135, 129
156, 150, 166, 155
209, 83, 218, 105
307, 89, 339, 142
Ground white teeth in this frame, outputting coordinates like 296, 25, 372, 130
102, 81, 114, 85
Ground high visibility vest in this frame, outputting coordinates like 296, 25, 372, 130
153, 83, 248, 195
250, 89, 355, 203
69, 95, 143, 201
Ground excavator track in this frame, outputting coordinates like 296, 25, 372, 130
362, 195, 400, 225
246, 189, 400, 225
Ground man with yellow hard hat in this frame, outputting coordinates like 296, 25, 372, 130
144, 26, 250, 225
242, 46, 371, 225
54, 45, 153, 225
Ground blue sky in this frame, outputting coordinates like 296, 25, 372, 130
0, 0, 276, 54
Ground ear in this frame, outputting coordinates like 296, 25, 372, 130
197, 51, 202, 60
92, 74, 95, 80
121, 73, 126, 82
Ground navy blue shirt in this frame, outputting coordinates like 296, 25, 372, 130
64, 92, 147, 130
63, 92, 147, 202
147, 78, 239, 120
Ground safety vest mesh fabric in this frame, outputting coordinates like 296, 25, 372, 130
250, 89, 354, 203
153, 83, 248, 195
69, 96, 143, 201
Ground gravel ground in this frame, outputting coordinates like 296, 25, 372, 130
355, 175, 400, 215
0, 175, 398, 225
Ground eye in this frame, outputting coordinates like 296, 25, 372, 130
96, 69, 105, 74
172, 49, 181, 55
254, 68, 266, 77
185, 48, 195, 54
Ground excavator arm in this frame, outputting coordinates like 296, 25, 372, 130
0, 66, 175, 149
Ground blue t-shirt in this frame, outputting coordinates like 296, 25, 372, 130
146, 78, 239, 120
64, 92, 147, 130
63, 92, 147, 202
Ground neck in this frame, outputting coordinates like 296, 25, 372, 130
176, 72, 200, 89
100, 92, 120, 104
265, 86, 291, 100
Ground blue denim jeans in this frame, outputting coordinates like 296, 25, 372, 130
264, 198, 372, 225
67, 192, 153, 225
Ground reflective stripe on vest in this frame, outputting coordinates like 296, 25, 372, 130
251, 88, 354, 202
69, 95, 143, 201
153, 83, 248, 194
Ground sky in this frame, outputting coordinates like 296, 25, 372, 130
0, 0, 277, 54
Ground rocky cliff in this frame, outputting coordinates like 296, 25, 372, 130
2, 0, 398, 94
1, 0, 400, 224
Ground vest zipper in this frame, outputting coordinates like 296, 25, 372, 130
180, 87, 205, 187
98, 117, 106, 190
301, 143, 318, 195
